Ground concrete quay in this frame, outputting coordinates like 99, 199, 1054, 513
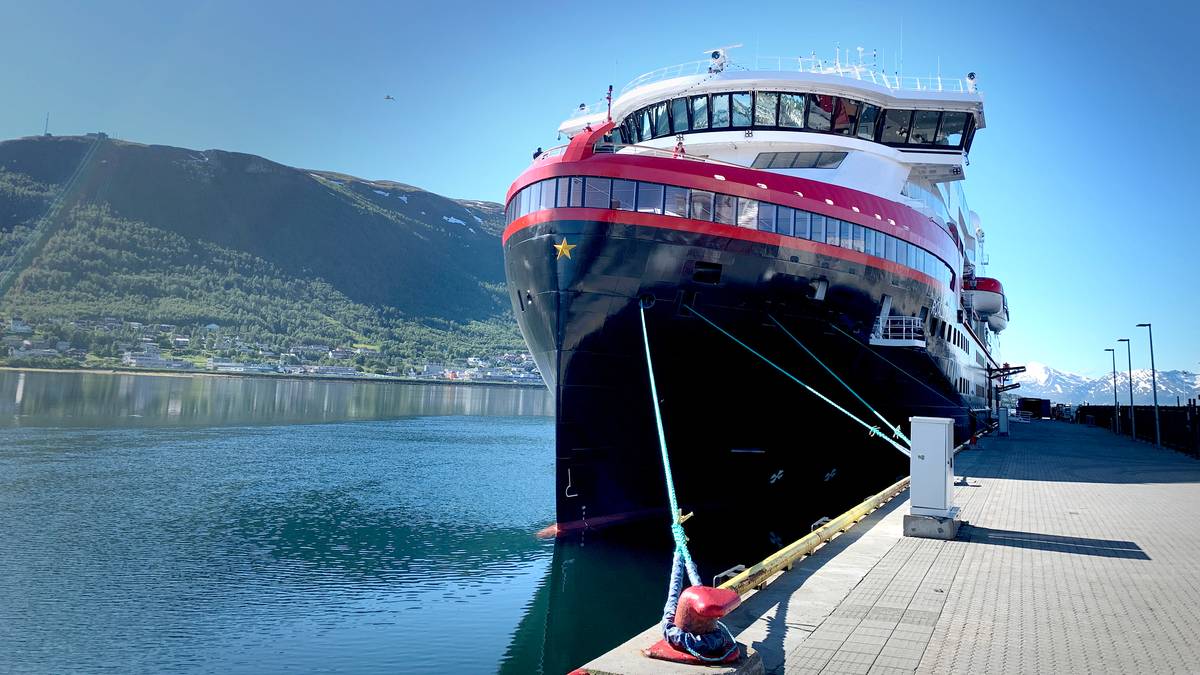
580, 420, 1200, 674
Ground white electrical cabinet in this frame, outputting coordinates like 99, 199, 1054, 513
909, 416, 956, 518
999, 407, 1010, 436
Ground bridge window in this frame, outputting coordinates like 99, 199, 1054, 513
935, 112, 968, 146
755, 92, 779, 127
852, 224, 865, 252
540, 179, 556, 209
711, 94, 731, 128
832, 97, 860, 136
839, 220, 852, 248
611, 179, 636, 210
731, 92, 753, 127
583, 177, 611, 208
637, 182, 664, 214
779, 93, 806, 128
664, 185, 688, 217
757, 202, 777, 232
689, 190, 714, 221
884, 233, 897, 261
910, 110, 940, 145
713, 193, 736, 224
653, 102, 671, 137
857, 104, 880, 141
691, 95, 709, 130
864, 229, 876, 256
806, 94, 834, 132
671, 98, 689, 134
881, 109, 913, 144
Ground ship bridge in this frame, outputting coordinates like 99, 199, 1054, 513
557, 53, 986, 257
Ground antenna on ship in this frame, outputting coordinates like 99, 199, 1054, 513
43, 112, 49, 136
701, 44, 742, 74
606, 84, 613, 123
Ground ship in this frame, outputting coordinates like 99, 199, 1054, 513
502, 49, 1007, 541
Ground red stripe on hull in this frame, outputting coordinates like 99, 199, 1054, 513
503, 207, 951, 292
505, 154, 960, 265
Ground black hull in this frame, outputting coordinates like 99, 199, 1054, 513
505, 216, 986, 538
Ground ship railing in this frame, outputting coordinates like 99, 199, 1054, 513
619, 56, 969, 97
598, 142, 749, 169
870, 316, 926, 347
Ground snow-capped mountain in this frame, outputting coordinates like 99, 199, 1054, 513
1012, 362, 1200, 405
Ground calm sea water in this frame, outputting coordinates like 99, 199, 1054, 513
0, 370, 669, 674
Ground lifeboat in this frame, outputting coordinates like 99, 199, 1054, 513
964, 277, 1008, 332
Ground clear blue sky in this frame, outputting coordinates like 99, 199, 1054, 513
2, 0, 1197, 376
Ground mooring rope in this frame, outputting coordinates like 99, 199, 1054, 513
639, 301, 739, 663
684, 305, 910, 457
638, 301, 700, 585
768, 315, 911, 447
826, 322, 961, 407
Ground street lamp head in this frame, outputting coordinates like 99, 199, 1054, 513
1118, 338, 1129, 343
1104, 348, 1114, 352
1136, 323, 1151, 327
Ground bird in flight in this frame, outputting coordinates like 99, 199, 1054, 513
384, 95, 395, 101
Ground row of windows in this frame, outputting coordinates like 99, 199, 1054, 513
616, 91, 974, 151
506, 176, 955, 288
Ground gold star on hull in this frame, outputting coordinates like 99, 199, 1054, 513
554, 237, 577, 259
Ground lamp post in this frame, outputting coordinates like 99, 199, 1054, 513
1105, 348, 1119, 434
1136, 323, 1161, 447
1118, 338, 1135, 441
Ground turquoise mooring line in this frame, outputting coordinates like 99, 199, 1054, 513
827, 322, 960, 408
639, 303, 701, 586
684, 305, 910, 457
769, 315, 911, 448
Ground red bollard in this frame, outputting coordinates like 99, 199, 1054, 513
645, 585, 742, 664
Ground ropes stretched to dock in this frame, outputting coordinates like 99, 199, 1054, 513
826, 322, 961, 408
638, 301, 739, 664
684, 304, 910, 457
769, 314, 911, 447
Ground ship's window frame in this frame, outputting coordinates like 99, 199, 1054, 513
776, 206, 794, 236
864, 228, 875, 256
757, 202, 777, 232
839, 220, 852, 248
857, 103, 881, 141
691, 95, 709, 130
731, 92, 753, 127
540, 178, 556, 210
671, 97, 690, 134
832, 97, 860, 136
852, 224, 865, 252
778, 92, 806, 128
881, 109, 913, 145
568, 177, 585, 207
794, 210, 811, 239
806, 93, 834, 132
736, 197, 759, 229
652, 101, 670, 137
909, 110, 940, 145
689, 189, 714, 221
664, 185, 688, 217
754, 91, 779, 127
884, 233, 897, 261
583, 176, 611, 209
935, 111, 969, 147
713, 193, 736, 224
636, 181, 664, 214
557, 178, 570, 208
811, 214, 826, 243
711, 93, 731, 128
640, 108, 653, 141
611, 178, 636, 211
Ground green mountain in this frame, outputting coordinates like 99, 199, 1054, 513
0, 134, 521, 368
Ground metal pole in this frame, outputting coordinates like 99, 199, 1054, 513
1119, 338, 1135, 441
1106, 348, 1118, 434
1138, 323, 1161, 447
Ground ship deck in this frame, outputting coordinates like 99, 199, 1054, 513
580, 420, 1200, 674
